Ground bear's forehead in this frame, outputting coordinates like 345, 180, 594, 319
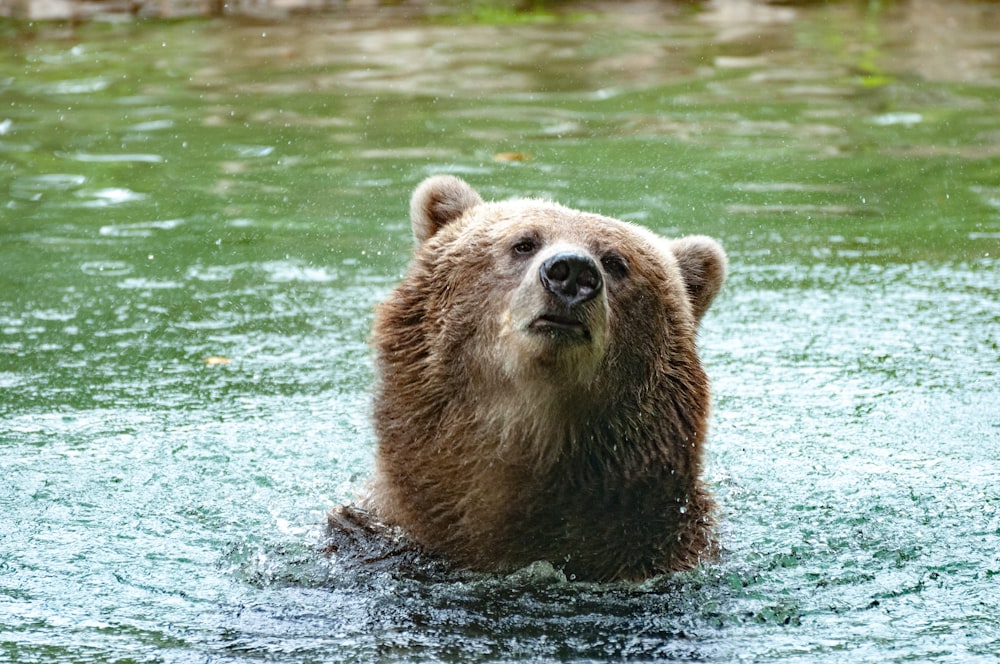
466, 201, 658, 251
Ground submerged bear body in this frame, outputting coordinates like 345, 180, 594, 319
333, 176, 726, 582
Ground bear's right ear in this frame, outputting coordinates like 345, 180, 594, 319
410, 175, 484, 244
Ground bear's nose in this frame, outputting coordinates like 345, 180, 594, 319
539, 252, 603, 306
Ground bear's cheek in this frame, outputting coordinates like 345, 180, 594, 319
505, 277, 549, 332
494, 287, 545, 372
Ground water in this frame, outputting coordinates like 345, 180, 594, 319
1, 2, 998, 661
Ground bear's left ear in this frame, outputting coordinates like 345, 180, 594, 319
410, 175, 484, 244
670, 235, 727, 324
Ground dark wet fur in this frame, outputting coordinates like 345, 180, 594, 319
323, 505, 455, 580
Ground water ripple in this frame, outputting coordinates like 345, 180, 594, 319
57, 151, 164, 163
99, 219, 185, 237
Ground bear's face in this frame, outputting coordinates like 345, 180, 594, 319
366, 176, 727, 579
404, 176, 725, 401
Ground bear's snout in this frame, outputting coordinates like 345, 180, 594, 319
539, 252, 603, 307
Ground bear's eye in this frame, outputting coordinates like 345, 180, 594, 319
511, 237, 539, 257
601, 254, 629, 280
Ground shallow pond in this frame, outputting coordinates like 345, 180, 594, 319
1, 2, 999, 661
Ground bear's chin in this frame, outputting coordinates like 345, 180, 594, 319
499, 324, 607, 389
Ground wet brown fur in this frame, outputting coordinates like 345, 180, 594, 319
345, 175, 726, 582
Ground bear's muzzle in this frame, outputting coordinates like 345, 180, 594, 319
526, 251, 605, 342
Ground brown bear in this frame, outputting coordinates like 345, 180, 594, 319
330, 175, 727, 582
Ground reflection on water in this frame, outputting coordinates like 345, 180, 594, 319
1, 2, 999, 662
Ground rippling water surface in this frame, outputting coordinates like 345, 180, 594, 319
2, 3, 999, 661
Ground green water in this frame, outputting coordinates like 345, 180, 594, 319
1, 3, 999, 662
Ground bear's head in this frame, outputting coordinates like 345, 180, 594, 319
366, 175, 726, 580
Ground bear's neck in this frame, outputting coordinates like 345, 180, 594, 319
473, 381, 628, 470
464, 365, 706, 478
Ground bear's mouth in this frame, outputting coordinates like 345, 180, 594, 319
528, 314, 590, 341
